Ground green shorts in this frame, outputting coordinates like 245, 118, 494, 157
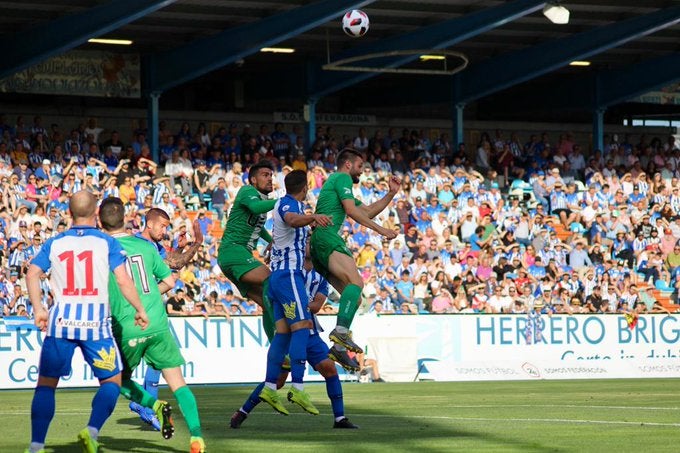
310, 230, 352, 278
218, 243, 264, 298
119, 330, 185, 377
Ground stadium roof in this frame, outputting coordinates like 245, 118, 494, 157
0, 0, 678, 122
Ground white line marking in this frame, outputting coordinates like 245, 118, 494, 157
3, 409, 676, 428
428, 404, 680, 411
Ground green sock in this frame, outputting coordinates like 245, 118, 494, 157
337, 284, 362, 329
261, 277, 275, 342
121, 379, 156, 409
174, 385, 202, 437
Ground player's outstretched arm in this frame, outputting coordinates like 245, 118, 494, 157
243, 196, 277, 215
342, 199, 396, 240
361, 175, 402, 219
284, 212, 332, 228
113, 264, 149, 329
26, 264, 48, 331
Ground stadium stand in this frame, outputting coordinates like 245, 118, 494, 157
0, 116, 678, 319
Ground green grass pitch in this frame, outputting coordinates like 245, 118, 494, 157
3, 379, 680, 452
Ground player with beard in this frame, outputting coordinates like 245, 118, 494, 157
217, 160, 277, 340
310, 149, 400, 370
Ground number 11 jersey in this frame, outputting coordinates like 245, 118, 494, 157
31, 225, 127, 341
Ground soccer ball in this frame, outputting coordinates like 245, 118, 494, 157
342, 10, 369, 38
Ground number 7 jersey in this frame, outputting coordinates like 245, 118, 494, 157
31, 225, 127, 340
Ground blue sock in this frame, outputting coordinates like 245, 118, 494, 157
30, 386, 56, 444
290, 329, 310, 384
144, 367, 162, 398
325, 374, 344, 418
88, 382, 120, 431
241, 382, 265, 414
265, 333, 290, 384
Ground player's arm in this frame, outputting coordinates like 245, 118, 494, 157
342, 199, 395, 239
25, 264, 48, 331
165, 219, 204, 270
113, 264, 149, 329
360, 175, 402, 219
242, 196, 277, 215
284, 212, 332, 228
157, 275, 176, 295
308, 292, 327, 314
259, 228, 272, 244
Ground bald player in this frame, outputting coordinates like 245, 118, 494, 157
24, 191, 149, 453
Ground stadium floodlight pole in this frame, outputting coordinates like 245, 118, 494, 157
305, 98, 318, 150
148, 91, 161, 163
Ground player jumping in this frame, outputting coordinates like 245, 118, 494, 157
217, 160, 277, 339
231, 267, 359, 429
310, 149, 400, 370
256, 170, 332, 415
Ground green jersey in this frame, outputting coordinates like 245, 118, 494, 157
314, 172, 361, 235
220, 185, 276, 252
109, 234, 172, 340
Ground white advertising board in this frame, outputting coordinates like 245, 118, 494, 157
1, 314, 679, 389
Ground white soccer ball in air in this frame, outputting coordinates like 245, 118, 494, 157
342, 10, 369, 38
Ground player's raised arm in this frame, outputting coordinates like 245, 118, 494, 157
360, 175, 402, 219
342, 198, 396, 239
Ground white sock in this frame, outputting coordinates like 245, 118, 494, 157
264, 382, 277, 390
335, 416, 346, 422
29, 442, 45, 453
87, 426, 99, 441
335, 326, 349, 334
292, 383, 304, 391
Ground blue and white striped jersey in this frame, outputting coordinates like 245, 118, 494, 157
306, 269, 329, 335
270, 194, 308, 272
31, 226, 127, 341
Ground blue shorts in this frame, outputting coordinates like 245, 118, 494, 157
269, 270, 312, 326
39, 336, 122, 380
306, 333, 330, 368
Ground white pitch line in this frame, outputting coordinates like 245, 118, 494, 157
3, 410, 678, 428
431, 404, 680, 411
343, 414, 680, 428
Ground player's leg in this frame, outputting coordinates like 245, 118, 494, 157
324, 251, 364, 371
79, 338, 125, 453
117, 337, 162, 430
231, 369, 289, 428
266, 270, 318, 414
259, 330, 291, 415
287, 316, 318, 415
327, 251, 364, 346
162, 368, 205, 453
26, 337, 72, 453
133, 367, 163, 429
239, 264, 276, 341
307, 334, 359, 428
258, 271, 296, 414
219, 247, 276, 341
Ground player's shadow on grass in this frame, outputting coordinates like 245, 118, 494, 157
47, 436, 186, 453
116, 416, 162, 430
219, 408, 560, 453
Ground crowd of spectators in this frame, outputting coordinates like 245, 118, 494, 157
0, 112, 678, 320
